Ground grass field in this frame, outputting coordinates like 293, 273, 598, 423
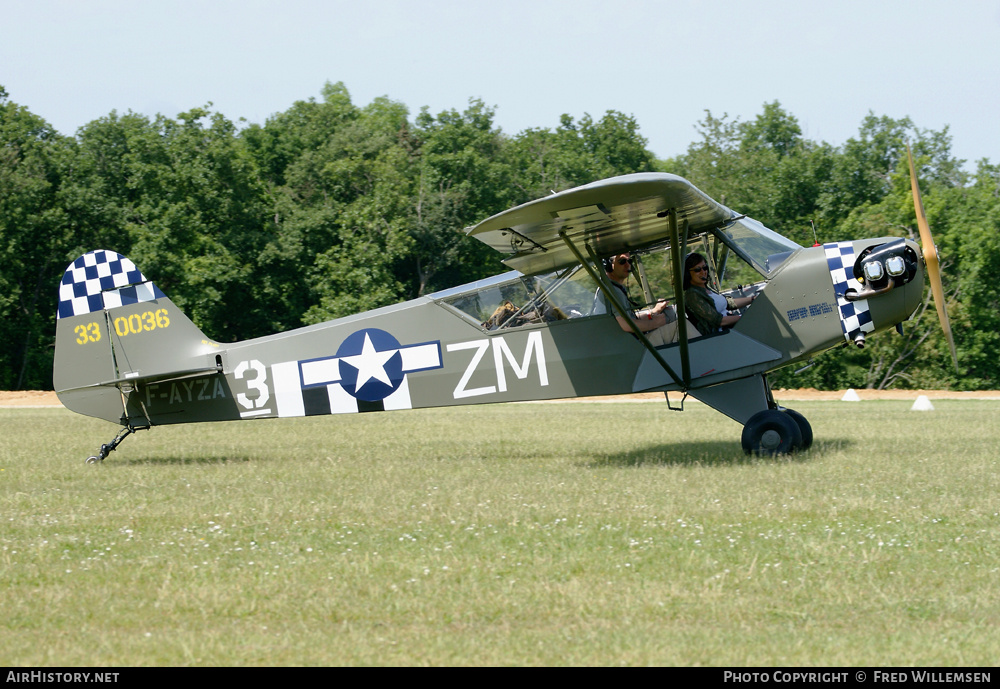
2, 399, 998, 666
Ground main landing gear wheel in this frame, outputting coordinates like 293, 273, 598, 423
741, 409, 803, 456
780, 408, 813, 451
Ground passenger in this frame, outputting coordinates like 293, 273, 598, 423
683, 252, 756, 336
593, 253, 679, 346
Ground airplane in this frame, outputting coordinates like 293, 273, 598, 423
53, 147, 952, 462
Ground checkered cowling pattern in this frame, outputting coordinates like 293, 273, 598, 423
57, 250, 165, 319
824, 241, 874, 342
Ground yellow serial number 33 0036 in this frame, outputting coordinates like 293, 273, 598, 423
75, 309, 170, 345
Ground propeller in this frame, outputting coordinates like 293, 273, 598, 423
906, 143, 958, 369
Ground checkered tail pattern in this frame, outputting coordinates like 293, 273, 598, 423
57, 250, 166, 320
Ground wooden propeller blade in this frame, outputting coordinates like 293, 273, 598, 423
907, 143, 958, 369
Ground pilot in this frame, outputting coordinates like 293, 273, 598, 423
683, 252, 756, 336
593, 253, 678, 346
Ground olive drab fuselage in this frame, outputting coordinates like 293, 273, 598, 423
52, 174, 928, 459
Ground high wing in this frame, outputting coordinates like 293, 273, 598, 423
466, 173, 734, 275
467, 172, 738, 387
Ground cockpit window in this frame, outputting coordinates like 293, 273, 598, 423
716, 216, 802, 276
434, 214, 798, 330
434, 265, 597, 330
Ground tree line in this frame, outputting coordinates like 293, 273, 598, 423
2, 83, 997, 391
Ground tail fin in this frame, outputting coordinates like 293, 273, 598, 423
54, 250, 221, 424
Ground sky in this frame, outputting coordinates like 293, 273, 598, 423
3, 0, 998, 168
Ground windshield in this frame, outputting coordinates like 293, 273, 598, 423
716, 217, 801, 276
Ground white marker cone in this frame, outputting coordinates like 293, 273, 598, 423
841, 388, 862, 402
911, 395, 935, 411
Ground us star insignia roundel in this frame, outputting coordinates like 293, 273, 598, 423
335, 328, 408, 402
270, 328, 443, 417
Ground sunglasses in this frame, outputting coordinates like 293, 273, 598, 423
690, 265, 709, 273
617, 258, 632, 266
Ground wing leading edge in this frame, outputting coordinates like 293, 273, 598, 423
465, 173, 734, 275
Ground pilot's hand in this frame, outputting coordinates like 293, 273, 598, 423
652, 299, 670, 314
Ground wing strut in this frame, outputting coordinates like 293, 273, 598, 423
557, 228, 687, 391
664, 209, 692, 386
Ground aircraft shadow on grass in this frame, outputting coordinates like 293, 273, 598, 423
115, 437, 857, 468
118, 454, 256, 466
587, 438, 856, 468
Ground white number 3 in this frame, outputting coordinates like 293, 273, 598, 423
235, 360, 270, 410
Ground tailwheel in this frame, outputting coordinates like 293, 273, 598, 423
83, 425, 146, 465
84, 441, 114, 465
741, 409, 803, 456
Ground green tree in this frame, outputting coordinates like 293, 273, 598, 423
4, 85, 998, 392
72, 106, 274, 341
408, 99, 513, 295
576, 110, 655, 178
932, 159, 1000, 388
256, 88, 418, 323
0, 87, 78, 388
817, 113, 914, 226
673, 103, 835, 246
504, 121, 587, 201
507, 110, 656, 201
242, 81, 359, 187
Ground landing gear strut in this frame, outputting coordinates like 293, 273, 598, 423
85, 425, 148, 464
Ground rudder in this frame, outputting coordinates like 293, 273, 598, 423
53, 250, 220, 424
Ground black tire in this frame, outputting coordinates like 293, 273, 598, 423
781, 408, 813, 451
741, 409, 803, 456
